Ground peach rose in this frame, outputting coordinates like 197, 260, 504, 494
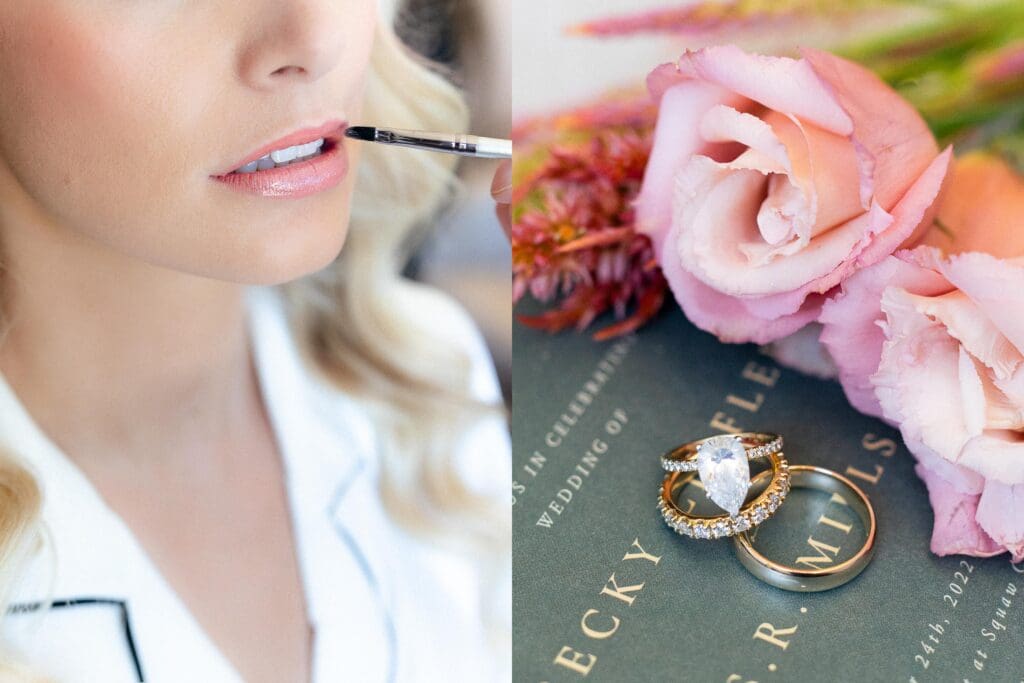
635, 44, 951, 343
819, 153, 1024, 559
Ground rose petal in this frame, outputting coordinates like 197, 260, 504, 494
994, 365, 1024, 408
634, 79, 739, 247
915, 446, 986, 495
698, 104, 791, 173
688, 202, 891, 309
958, 346, 987, 439
873, 287, 971, 463
677, 45, 853, 135
937, 253, 1024, 352
915, 461, 1004, 557
684, 149, 949, 314
760, 111, 865, 240
755, 172, 811, 249
646, 61, 687, 102
676, 161, 771, 287
850, 147, 954, 265
657, 208, 823, 343
679, 174, 887, 298
801, 47, 939, 211
913, 291, 1023, 381
958, 433, 1024, 486
976, 480, 1024, 561
925, 151, 1024, 258
819, 250, 951, 418
979, 374, 1024, 431
697, 106, 817, 251
693, 106, 814, 259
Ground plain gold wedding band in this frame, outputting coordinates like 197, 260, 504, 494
733, 465, 877, 592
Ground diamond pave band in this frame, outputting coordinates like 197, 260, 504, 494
658, 450, 790, 540
660, 432, 783, 473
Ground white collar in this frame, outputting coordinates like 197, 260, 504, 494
244, 285, 398, 682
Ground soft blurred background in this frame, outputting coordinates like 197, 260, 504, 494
397, 0, 512, 406
513, 0, 681, 119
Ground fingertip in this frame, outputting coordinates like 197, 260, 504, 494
491, 159, 512, 204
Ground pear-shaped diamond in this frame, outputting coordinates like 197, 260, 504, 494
696, 435, 750, 517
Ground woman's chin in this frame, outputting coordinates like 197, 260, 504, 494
244, 221, 349, 286
166, 213, 351, 286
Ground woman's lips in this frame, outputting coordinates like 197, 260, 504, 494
211, 136, 349, 199
211, 119, 350, 199
219, 119, 347, 174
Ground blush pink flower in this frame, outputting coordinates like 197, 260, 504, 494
870, 248, 1024, 560
635, 44, 951, 343
819, 152, 1024, 560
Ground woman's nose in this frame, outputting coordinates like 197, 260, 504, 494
236, 0, 355, 90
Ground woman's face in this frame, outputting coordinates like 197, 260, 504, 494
0, 1, 376, 284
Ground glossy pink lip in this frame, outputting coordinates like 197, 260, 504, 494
211, 119, 349, 199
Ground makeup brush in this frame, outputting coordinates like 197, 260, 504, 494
344, 126, 511, 159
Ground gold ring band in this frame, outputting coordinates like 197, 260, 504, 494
660, 432, 783, 472
733, 465, 877, 592
657, 450, 791, 539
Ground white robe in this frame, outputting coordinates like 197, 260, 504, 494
0, 284, 510, 682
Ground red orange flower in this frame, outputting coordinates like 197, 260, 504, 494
512, 100, 666, 340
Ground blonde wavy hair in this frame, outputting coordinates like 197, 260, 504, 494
0, 2, 510, 680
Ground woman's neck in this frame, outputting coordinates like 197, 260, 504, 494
0, 221, 260, 468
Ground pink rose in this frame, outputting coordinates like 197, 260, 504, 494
833, 247, 1024, 560
820, 153, 1024, 559
634, 44, 951, 343
915, 456, 1004, 560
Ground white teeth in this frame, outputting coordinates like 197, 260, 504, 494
269, 138, 325, 164
270, 147, 297, 164
232, 137, 326, 173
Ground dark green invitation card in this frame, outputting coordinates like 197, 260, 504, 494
512, 300, 1024, 682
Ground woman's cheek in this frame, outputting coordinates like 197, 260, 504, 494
4, 5, 124, 125
0, 5, 157, 192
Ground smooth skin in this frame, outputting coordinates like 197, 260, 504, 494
0, 2, 509, 681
